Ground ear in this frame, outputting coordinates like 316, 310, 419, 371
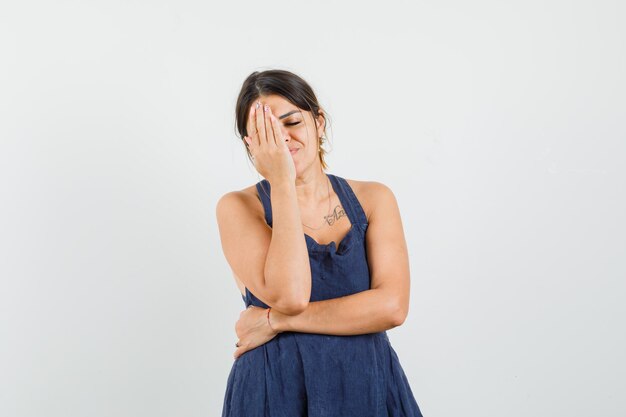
315, 108, 326, 137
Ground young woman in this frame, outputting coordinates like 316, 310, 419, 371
216, 69, 424, 416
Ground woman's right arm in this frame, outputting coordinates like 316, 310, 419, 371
215, 181, 311, 315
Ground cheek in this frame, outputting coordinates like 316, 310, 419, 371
290, 124, 306, 134
294, 124, 314, 140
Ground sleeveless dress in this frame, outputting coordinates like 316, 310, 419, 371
221, 173, 424, 417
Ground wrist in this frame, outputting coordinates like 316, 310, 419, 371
268, 308, 288, 333
268, 178, 295, 191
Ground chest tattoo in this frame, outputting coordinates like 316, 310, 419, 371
324, 205, 346, 226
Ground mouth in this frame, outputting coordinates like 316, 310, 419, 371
289, 148, 299, 155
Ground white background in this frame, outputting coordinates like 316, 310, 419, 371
1, 1, 624, 416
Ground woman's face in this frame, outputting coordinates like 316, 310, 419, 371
251, 94, 324, 173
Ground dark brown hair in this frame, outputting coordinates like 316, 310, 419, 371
234, 69, 331, 170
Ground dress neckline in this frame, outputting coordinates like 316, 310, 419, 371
303, 173, 354, 251
255, 172, 365, 254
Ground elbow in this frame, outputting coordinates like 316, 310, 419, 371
273, 297, 309, 316
389, 301, 408, 328
264, 275, 310, 315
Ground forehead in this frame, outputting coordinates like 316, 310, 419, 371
260, 95, 304, 118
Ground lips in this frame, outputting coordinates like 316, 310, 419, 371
289, 148, 299, 154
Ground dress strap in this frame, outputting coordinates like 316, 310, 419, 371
256, 174, 367, 227
327, 174, 368, 225
255, 179, 273, 227
255, 173, 368, 228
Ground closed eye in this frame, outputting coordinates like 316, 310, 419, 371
285, 121, 301, 126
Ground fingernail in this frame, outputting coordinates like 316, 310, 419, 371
255, 101, 260, 109
264, 104, 269, 112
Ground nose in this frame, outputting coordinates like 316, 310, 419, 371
278, 125, 290, 142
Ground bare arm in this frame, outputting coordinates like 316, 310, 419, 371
269, 182, 411, 334
216, 181, 311, 315
263, 180, 311, 311
270, 288, 402, 335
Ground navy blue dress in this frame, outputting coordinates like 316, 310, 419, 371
221, 173, 424, 417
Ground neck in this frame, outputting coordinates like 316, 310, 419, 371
294, 169, 329, 207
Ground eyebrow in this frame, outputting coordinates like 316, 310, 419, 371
278, 110, 301, 120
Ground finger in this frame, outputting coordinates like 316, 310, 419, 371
235, 323, 244, 339
247, 104, 259, 148
233, 344, 248, 359
270, 114, 287, 150
264, 104, 278, 147
256, 101, 268, 146
262, 103, 272, 146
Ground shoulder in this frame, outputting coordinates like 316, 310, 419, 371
343, 177, 397, 223
215, 184, 264, 219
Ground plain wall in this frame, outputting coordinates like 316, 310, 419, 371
1, 1, 624, 416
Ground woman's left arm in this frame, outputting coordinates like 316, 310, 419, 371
272, 182, 411, 335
